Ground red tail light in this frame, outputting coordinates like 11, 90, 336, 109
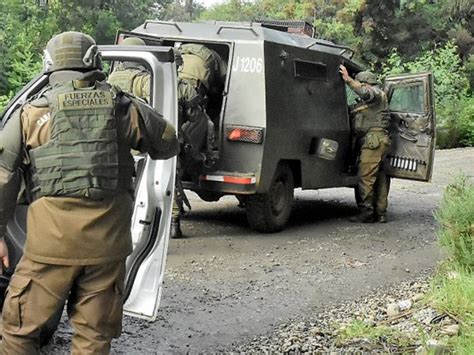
226, 125, 264, 144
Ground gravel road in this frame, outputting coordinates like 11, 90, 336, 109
43, 148, 474, 353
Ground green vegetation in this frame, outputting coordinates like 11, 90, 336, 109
0, 0, 166, 101
435, 175, 474, 270
337, 320, 414, 349
336, 175, 474, 353
0, 1, 472, 148
432, 175, 474, 353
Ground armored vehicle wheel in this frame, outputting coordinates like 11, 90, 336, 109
245, 163, 294, 232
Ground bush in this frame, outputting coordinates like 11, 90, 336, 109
435, 174, 474, 271
436, 96, 474, 148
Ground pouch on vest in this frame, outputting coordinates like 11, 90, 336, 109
364, 132, 380, 150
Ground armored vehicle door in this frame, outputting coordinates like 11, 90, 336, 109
1, 46, 178, 322
384, 72, 435, 181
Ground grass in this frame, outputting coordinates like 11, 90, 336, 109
336, 319, 415, 349
432, 175, 474, 353
434, 174, 474, 271
428, 266, 474, 326
337, 320, 392, 343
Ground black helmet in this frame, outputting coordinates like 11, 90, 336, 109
43, 31, 101, 73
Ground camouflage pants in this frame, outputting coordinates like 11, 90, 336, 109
357, 131, 391, 216
1, 256, 125, 355
172, 156, 184, 219
173, 80, 217, 220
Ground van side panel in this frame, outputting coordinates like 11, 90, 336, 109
261, 41, 351, 190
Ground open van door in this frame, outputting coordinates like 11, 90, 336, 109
2, 46, 178, 323
100, 46, 178, 320
384, 72, 436, 181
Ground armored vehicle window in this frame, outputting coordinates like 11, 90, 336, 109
389, 82, 425, 113
294, 60, 327, 81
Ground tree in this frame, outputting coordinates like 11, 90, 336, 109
0, 0, 165, 98
162, 0, 204, 21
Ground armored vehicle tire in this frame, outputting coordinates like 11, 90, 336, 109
245, 163, 294, 233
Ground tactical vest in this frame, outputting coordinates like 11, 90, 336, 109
108, 66, 147, 97
351, 86, 390, 135
28, 81, 133, 200
179, 44, 219, 91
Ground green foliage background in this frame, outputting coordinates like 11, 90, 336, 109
0, 0, 472, 147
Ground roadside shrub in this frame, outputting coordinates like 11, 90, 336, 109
436, 96, 474, 148
435, 174, 474, 271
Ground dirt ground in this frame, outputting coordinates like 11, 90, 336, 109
43, 148, 474, 353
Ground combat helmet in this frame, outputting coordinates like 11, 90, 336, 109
121, 37, 146, 46
43, 31, 101, 73
355, 71, 378, 85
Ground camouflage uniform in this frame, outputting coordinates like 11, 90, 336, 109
108, 36, 150, 103
171, 44, 227, 238
108, 62, 150, 103
345, 70, 391, 223
0, 32, 178, 354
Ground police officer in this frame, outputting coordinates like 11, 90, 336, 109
171, 43, 227, 238
339, 64, 391, 223
0, 31, 178, 354
108, 36, 150, 102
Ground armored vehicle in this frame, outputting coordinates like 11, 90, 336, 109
118, 20, 436, 232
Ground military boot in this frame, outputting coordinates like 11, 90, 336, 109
375, 213, 387, 223
349, 209, 375, 223
171, 217, 183, 238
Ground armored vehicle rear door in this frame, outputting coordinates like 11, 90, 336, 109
384, 72, 435, 181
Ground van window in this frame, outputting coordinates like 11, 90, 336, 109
389, 82, 425, 113
294, 60, 327, 81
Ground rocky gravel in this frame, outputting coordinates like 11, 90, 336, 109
231, 272, 437, 353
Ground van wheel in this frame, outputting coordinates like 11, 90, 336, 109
245, 163, 294, 232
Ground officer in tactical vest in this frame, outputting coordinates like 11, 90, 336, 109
0, 31, 178, 354
339, 64, 391, 223
172, 43, 227, 238
108, 36, 150, 102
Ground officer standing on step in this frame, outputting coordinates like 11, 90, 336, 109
340, 64, 391, 223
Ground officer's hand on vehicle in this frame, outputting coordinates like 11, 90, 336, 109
339, 64, 350, 82
0, 238, 9, 269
